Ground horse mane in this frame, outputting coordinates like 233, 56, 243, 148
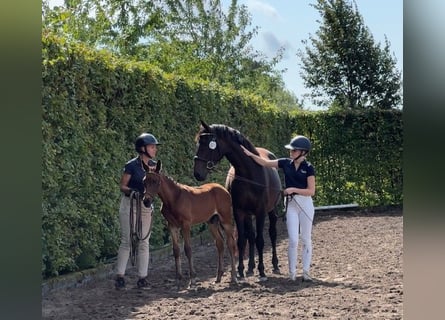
158, 171, 198, 192
206, 124, 260, 156
165, 174, 178, 185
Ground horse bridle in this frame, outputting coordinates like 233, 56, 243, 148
142, 173, 161, 205
193, 133, 220, 170
193, 132, 291, 218
194, 133, 281, 189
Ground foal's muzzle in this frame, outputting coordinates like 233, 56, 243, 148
142, 193, 155, 208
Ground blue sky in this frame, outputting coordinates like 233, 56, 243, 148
233, 0, 403, 109
48, 0, 403, 110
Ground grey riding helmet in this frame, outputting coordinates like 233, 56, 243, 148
284, 135, 311, 152
135, 133, 161, 152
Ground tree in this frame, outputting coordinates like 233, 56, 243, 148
42, 0, 165, 53
137, 0, 298, 108
42, 0, 302, 110
297, 0, 402, 110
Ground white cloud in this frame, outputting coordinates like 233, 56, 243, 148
247, 0, 280, 20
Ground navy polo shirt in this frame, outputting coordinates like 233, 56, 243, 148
123, 157, 146, 193
278, 158, 315, 189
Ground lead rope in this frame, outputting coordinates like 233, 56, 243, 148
284, 194, 314, 223
129, 191, 152, 266
284, 192, 289, 214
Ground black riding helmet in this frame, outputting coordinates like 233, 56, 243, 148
285, 135, 311, 153
135, 133, 161, 153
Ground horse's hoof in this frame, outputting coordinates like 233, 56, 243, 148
246, 270, 254, 277
237, 277, 247, 283
258, 276, 268, 282
272, 268, 281, 275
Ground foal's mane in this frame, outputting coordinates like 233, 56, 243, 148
150, 170, 198, 192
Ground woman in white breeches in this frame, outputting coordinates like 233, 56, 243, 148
241, 134, 316, 282
286, 194, 314, 279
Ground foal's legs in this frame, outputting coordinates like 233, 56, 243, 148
169, 224, 183, 288
208, 217, 225, 283
218, 220, 238, 283
181, 224, 196, 287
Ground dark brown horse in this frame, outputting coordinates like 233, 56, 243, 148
141, 160, 237, 288
193, 121, 282, 281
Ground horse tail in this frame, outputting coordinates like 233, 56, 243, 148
225, 166, 235, 192
209, 214, 220, 225
209, 214, 226, 242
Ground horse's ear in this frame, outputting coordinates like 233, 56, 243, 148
155, 160, 162, 173
200, 120, 211, 132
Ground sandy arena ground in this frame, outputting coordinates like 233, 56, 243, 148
42, 208, 402, 320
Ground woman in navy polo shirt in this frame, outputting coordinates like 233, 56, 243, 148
114, 133, 161, 290
241, 135, 316, 282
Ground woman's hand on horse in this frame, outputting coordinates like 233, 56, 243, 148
240, 145, 252, 156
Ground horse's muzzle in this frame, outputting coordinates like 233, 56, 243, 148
193, 158, 210, 181
193, 171, 207, 181
143, 198, 152, 208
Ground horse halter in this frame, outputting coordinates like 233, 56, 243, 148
142, 173, 161, 206
193, 133, 219, 170
143, 189, 157, 205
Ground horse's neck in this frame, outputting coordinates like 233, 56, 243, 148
225, 145, 260, 178
157, 174, 180, 204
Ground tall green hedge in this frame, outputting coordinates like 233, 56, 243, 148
42, 33, 402, 278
